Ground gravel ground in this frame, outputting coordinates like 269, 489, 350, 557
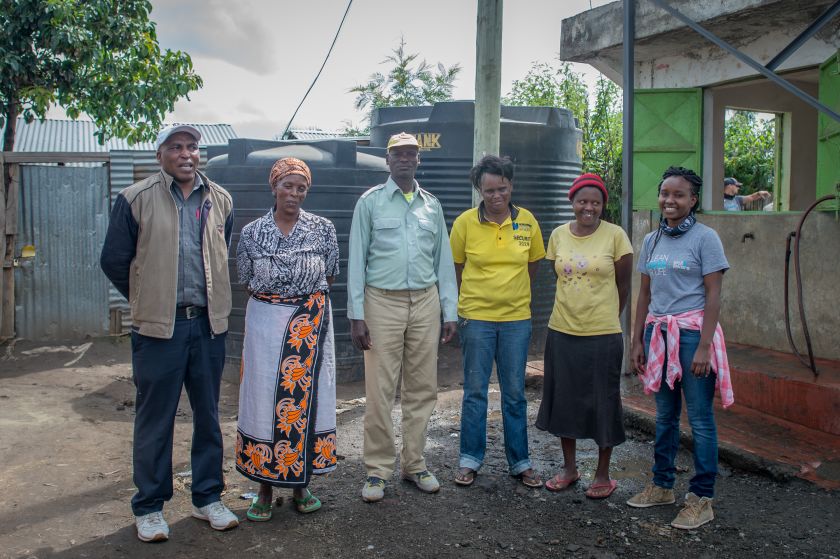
0, 337, 837, 559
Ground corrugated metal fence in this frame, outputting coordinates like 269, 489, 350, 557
15, 165, 110, 339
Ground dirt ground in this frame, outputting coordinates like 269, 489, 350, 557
0, 337, 838, 559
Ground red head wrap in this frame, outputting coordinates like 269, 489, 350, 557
568, 173, 608, 204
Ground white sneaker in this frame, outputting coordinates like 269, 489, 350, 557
135, 511, 169, 542
402, 470, 441, 493
192, 501, 239, 531
361, 476, 386, 502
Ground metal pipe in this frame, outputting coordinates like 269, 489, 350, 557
649, 0, 840, 125
783, 231, 812, 371
783, 194, 839, 375
766, 0, 840, 71
621, 0, 635, 372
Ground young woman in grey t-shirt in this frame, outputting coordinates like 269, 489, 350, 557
627, 167, 731, 531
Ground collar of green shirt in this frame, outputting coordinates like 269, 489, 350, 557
477, 201, 520, 223
385, 176, 426, 201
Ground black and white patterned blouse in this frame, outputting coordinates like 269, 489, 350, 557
237, 209, 339, 297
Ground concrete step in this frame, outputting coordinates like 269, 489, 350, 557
525, 356, 840, 490
621, 392, 840, 490
726, 343, 840, 435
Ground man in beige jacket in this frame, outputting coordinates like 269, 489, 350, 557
100, 124, 238, 542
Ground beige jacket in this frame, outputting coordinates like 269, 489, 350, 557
101, 170, 233, 338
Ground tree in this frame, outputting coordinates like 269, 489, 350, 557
724, 110, 776, 193
505, 62, 590, 128
0, 0, 203, 153
505, 62, 624, 223
349, 38, 461, 130
586, 76, 623, 222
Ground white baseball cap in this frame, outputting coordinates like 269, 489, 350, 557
154, 124, 201, 151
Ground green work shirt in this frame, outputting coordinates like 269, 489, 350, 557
347, 177, 458, 322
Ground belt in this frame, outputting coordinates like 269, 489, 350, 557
369, 286, 432, 296
175, 305, 206, 319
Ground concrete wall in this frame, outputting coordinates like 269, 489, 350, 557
703, 77, 819, 212
560, 0, 840, 90
631, 210, 840, 361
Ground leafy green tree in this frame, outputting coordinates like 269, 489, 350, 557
349, 38, 461, 130
505, 62, 590, 129
587, 76, 623, 222
724, 110, 776, 193
506, 62, 623, 223
0, 0, 203, 153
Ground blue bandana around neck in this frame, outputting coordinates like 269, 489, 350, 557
659, 212, 696, 237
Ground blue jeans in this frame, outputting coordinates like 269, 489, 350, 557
644, 324, 718, 498
458, 318, 532, 475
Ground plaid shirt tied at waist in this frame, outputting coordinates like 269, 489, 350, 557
641, 309, 734, 408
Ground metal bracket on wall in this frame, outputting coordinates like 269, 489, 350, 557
649, 0, 840, 125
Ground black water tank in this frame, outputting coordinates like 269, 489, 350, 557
205, 139, 389, 381
369, 101, 582, 351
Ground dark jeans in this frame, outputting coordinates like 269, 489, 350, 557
130, 315, 226, 515
644, 324, 718, 498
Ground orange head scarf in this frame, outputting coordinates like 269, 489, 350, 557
269, 157, 312, 188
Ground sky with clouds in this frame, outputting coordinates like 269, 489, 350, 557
147, 0, 611, 139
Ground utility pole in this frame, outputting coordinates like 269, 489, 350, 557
473, 0, 503, 206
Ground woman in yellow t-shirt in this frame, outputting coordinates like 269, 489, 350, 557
450, 155, 546, 489
536, 173, 633, 499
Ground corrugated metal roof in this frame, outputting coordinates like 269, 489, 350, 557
8, 118, 237, 151
284, 129, 368, 142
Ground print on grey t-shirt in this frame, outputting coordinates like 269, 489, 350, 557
638, 222, 729, 316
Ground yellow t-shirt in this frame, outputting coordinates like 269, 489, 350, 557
546, 221, 633, 335
450, 205, 546, 321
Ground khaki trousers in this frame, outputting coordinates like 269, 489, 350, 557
363, 285, 441, 479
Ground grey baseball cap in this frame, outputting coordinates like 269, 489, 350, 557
154, 124, 201, 151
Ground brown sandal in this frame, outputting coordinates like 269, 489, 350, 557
454, 467, 476, 486
515, 468, 543, 488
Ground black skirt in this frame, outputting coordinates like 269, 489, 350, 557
535, 329, 626, 448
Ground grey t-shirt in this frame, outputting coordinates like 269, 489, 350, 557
637, 222, 729, 315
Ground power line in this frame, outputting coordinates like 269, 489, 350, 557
281, 0, 353, 139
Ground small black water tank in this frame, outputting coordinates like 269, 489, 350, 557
205, 139, 389, 381
369, 101, 582, 352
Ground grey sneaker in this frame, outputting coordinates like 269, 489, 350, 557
362, 476, 386, 502
135, 511, 169, 542
402, 470, 440, 493
671, 492, 714, 530
192, 501, 239, 531
626, 483, 676, 508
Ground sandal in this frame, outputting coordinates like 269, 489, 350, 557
585, 479, 617, 499
454, 467, 476, 487
246, 496, 273, 522
545, 472, 580, 492
515, 468, 543, 488
293, 489, 322, 514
